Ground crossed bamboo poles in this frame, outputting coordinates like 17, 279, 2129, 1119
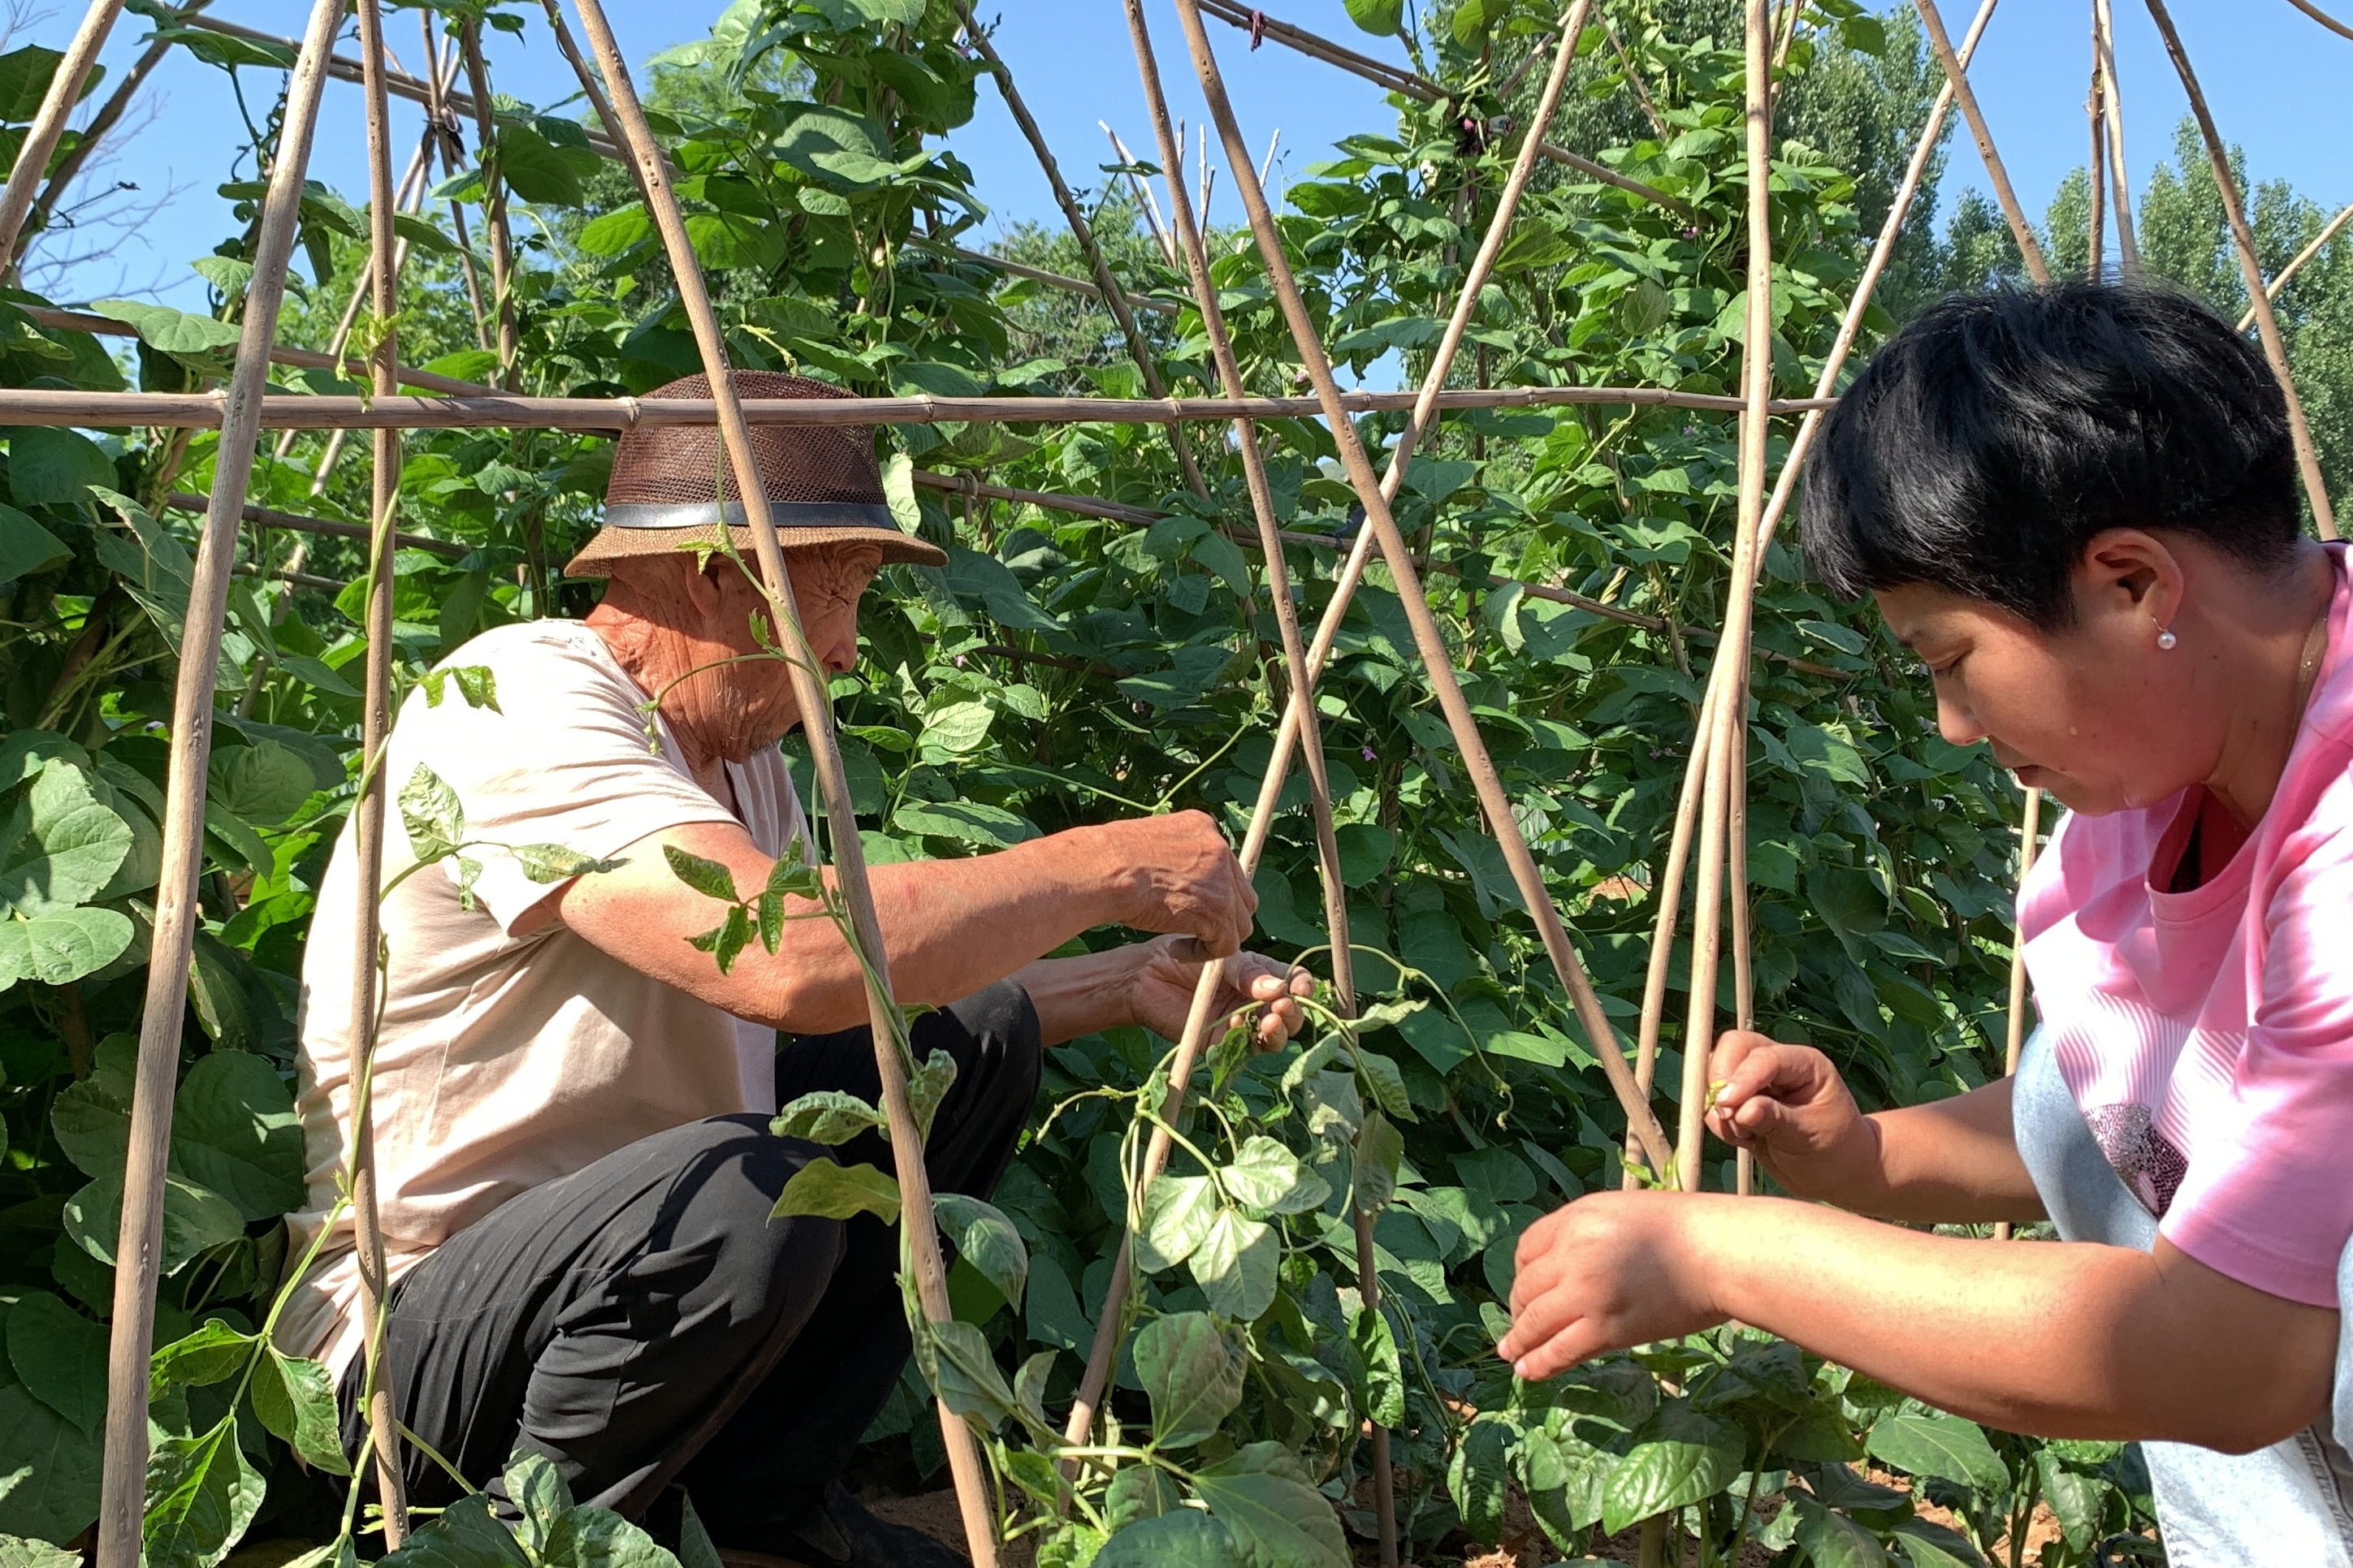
42, 0, 2344, 1564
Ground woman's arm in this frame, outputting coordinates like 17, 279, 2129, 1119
1705, 1031, 2043, 1221
1497, 1190, 2338, 1454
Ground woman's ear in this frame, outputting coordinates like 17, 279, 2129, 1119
2074, 528, 2186, 639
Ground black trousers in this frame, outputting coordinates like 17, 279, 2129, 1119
338, 982, 1040, 1542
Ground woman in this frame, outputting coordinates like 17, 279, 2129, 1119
1496, 283, 2353, 1560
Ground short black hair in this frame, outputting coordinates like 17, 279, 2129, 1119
1802, 282, 2301, 627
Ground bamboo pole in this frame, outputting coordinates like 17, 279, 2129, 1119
19, 304, 492, 398
351, 0, 409, 1536
1103, 122, 1175, 263
0, 382, 1834, 431
945, 243, 1183, 314
2240, 199, 2353, 331
1990, 785, 2043, 1242
24, 0, 210, 247
565, 5, 998, 1560
2144, 0, 2338, 541
1170, 0, 1674, 1171
0, 0, 121, 271
419, 13, 493, 353
956, 4, 1209, 502
456, 20, 521, 389
95, 6, 344, 1566
2285, 0, 2353, 41
1190, 0, 1698, 220
2091, 0, 2142, 279
164, 491, 470, 559
1672, 0, 1776, 1193
1124, 3, 1386, 1553
1914, 0, 2051, 286
1630, 0, 1996, 1196
2087, 18, 2107, 280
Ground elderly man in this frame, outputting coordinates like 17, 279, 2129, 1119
282, 372, 1306, 1568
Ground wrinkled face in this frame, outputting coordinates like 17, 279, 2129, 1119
622, 542, 882, 763
1872, 532, 2203, 816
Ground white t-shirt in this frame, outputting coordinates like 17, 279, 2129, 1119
278, 619, 807, 1374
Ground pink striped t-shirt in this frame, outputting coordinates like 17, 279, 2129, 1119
2018, 543, 2353, 1307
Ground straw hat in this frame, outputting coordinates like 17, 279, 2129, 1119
565, 370, 948, 576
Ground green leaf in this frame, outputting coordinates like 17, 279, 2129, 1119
918, 699, 995, 754
577, 203, 654, 257
390, 212, 456, 254
1600, 1400, 1744, 1534
1135, 1173, 1220, 1272
1792, 1494, 1888, 1568
1105, 1464, 1182, 1531
1351, 1110, 1404, 1215
0, 1384, 101, 1543
400, 763, 465, 862
1133, 1311, 1244, 1449
1888, 1515, 1985, 1568
1353, 1049, 1414, 1121
1447, 1415, 1512, 1544
0, 905, 135, 989
1785, 721, 1871, 787
0, 758, 132, 915
505, 1450, 569, 1559
207, 740, 314, 825
1219, 1134, 1327, 1216
770, 1157, 900, 1225
1188, 1208, 1277, 1320
512, 844, 626, 884
7, 1294, 106, 1434
1352, 1303, 1404, 1427
0, 503, 67, 581
919, 1316, 1018, 1430
378, 1492, 531, 1568
0, 45, 73, 123
907, 1048, 957, 1140
90, 298, 240, 358
493, 123, 586, 205
1093, 1510, 1240, 1568
169, 1050, 301, 1221
150, 1319, 256, 1393
542, 1504, 683, 1568
0, 1535, 82, 1568
9, 427, 115, 508
249, 1348, 349, 1476
1192, 1442, 1348, 1568
1342, 0, 1405, 35
771, 1090, 886, 1145
932, 1192, 1027, 1310
144, 1416, 266, 1568
663, 844, 741, 903
1866, 1410, 2007, 1495
62, 1170, 244, 1275
893, 798, 1039, 847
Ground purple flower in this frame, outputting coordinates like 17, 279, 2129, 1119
1361, 746, 1378, 762
1681, 226, 1702, 240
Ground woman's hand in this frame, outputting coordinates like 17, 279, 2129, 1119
1702, 1030, 1884, 1203
1496, 1191, 1728, 1380
1128, 935, 1313, 1050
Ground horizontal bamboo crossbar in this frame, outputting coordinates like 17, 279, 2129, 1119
0, 384, 1831, 430
943, 243, 1183, 315
21, 305, 495, 397
162, 490, 469, 560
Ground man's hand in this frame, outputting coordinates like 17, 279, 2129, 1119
1128, 935, 1313, 1049
1702, 1030, 1881, 1201
1096, 810, 1258, 956
1496, 1192, 1727, 1380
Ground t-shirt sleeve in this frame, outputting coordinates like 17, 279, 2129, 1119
2160, 819, 2353, 1307
395, 629, 749, 935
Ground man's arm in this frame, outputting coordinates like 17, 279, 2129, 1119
1499, 1190, 2338, 1454
543, 810, 1256, 1035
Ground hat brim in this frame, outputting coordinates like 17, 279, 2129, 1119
564, 521, 947, 577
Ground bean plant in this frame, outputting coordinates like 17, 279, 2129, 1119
0, 1, 2172, 1566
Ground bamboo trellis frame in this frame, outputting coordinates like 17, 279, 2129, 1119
0, 0, 123, 271
96, 7, 344, 1561
49, 0, 2334, 1561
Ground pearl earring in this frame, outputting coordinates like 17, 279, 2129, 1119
2157, 627, 2178, 650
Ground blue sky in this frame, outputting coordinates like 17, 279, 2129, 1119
17, 2, 2351, 320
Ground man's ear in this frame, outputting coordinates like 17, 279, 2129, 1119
2074, 528, 2186, 634
681, 555, 729, 619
